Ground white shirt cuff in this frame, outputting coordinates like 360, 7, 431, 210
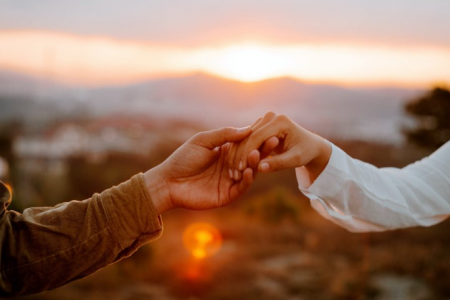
295, 143, 387, 232
296, 142, 348, 198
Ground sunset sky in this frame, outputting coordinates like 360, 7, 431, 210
1, 0, 449, 87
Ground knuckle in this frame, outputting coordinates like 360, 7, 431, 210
264, 111, 277, 119
292, 151, 302, 163
191, 132, 204, 142
223, 127, 234, 136
275, 114, 288, 123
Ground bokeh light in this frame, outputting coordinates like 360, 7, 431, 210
183, 223, 223, 259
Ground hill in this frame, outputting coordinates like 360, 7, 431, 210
0, 70, 423, 142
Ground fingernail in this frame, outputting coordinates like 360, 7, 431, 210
237, 126, 250, 133
234, 169, 239, 180
229, 169, 233, 179
239, 161, 243, 170
260, 162, 270, 172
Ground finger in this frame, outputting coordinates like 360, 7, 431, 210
227, 142, 240, 179
260, 136, 280, 159
230, 116, 263, 168
235, 117, 284, 171
192, 126, 251, 150
248, 150, 260, 170
234, 112, 277, 171
246, 136, 279, 179
253, 111, 277, 130
241, 168, 253, 189
230, 168, 253, 200
225, 118, 264, 179
220, 144, 234, 179
228, 115, 266, 179
248, 150, 260, 180
259, 150, 300, 172
234, 165, 242, 181
250, 117, 263, 129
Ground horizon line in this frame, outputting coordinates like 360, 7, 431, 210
0, 67, 434, 91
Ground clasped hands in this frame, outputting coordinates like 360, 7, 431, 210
144, 112, 331, 214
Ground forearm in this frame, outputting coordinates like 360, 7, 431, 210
0, 174, 162, 297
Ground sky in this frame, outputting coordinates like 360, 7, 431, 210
1, 0, 450, 87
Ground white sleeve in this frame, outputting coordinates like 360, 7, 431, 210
296, 141, 450, 232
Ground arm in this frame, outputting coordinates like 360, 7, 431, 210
0, 174, 162, 297
0, 126, 274, 297
297, 141, 450, 232
230, 112, 450, 232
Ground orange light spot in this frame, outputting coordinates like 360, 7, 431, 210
192, 248, 207, 259
195, 230, 213, 245
183, 223, 223, 260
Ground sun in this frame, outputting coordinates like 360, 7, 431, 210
204, 44, 293, 82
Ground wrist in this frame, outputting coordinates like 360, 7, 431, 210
144, 167, 173, 215
304, 135, 332, 182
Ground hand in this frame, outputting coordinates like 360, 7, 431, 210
143, 127, 276, 214
227, 112, 332, 181
226, 117, 281, 181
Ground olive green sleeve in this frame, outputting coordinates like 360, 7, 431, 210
0, 174, 162, 297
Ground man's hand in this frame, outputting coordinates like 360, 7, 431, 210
143, 127, 269, 214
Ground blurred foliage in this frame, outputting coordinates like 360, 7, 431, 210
243, 187, 301, 224
404, 87, 450, 149
0, 122, 22, 167
66, 154, 154, 201
0, 127, 13, 162
0, 123, 22, 211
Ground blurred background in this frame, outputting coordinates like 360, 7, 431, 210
1, 1, 450, 299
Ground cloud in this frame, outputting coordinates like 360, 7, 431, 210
0, 0, 450, 47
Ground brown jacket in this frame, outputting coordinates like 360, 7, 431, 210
0, 174, 162, 297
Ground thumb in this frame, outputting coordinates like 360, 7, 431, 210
191, 126, 252, 150
258, 150, 300, 172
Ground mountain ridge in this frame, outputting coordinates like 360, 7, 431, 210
0, 69, 423, 143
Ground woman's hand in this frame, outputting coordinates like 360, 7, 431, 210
227, 112, 332, 181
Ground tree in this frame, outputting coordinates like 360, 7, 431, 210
404, 87, 450, 149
